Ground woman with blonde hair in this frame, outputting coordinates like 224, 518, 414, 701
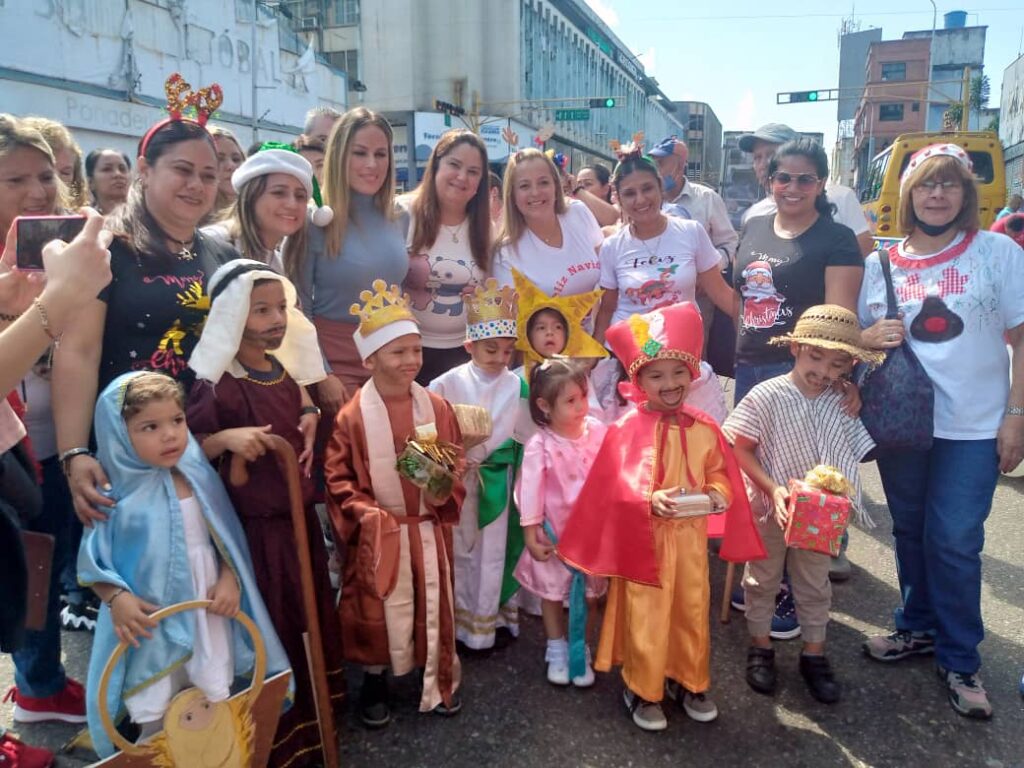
491, 148, 604, 298
295, 107, 406, 408
859, 144, 1024, 720
208, 125, 245, 216
22, 116, 87, 208
401, 129, 490, 382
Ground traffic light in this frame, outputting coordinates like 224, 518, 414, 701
588, 98, 616, 109
790, 91, 822, 102
777, 89, 837, 105
434, 100, 466, 117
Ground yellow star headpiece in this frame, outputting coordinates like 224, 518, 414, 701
511, 268, 607, 371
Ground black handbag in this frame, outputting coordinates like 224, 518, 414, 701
857, 251, 935, 455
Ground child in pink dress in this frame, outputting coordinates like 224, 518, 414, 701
514, 359, 607, 688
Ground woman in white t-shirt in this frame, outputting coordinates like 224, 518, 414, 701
490, 148, 604, 298
593, 150, 736, 342
858, 144, 1024, 720
401, 130, 490, 384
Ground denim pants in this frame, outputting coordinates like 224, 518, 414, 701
876, 438, 999, 674
12, 457, 70, 696
733, 360, 794, 404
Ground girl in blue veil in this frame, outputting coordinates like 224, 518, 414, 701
79, 371, 291, 757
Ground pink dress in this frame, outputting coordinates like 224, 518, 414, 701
514, 416, 608, 601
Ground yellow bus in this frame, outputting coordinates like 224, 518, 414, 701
859, 131, 1004, 240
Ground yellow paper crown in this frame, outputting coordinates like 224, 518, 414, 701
349, 279, 416, 335
466, 278, 517, 326
511, 268, 607, 370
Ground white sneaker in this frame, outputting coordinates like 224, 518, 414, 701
623, 689, 667, 732
545, 639, 569, 686
571, 645, 595, 687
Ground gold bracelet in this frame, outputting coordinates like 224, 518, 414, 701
32, 298, 61, 345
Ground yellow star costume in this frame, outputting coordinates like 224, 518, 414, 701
511, 268, 607, 372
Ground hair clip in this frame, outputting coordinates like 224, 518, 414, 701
544, 149, 568, 170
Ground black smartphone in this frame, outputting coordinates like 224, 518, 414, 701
15, 215, 87, 271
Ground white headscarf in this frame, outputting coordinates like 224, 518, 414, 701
189, 259, 327, 386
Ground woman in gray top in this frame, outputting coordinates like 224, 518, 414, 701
292, 107, 408, 412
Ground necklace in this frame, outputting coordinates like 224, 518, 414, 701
530, 223, 561, 247
443, 220, 464, 244
167, 233, 197, 261
632, 221, 665, 261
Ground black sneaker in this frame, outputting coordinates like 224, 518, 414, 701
746, 647, 777, 695
359, 672, 391, 728
60, 600, 98, 632
432, 691, 462, 717
799, 654, 840, 704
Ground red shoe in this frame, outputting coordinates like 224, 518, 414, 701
0, 731, 54, 768
3, 678, 86, 724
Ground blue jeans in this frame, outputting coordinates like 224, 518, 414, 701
12, 457, 70, 697
733, 360, 794, 404
876, 438, 999, 674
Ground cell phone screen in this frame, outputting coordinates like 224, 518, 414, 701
15, 216, 87, 271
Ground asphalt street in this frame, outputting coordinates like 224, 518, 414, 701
4, 464, 1023, 768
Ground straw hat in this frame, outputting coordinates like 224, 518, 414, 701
768, 305, 885, 367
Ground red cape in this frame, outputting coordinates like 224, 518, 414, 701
557, 404, 766, 586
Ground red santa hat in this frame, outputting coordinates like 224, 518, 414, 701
605, 301, 703, 384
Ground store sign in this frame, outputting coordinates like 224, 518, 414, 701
413, 113, 536, 163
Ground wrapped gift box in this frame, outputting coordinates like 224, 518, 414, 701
784, 479, 851, 556
670, 492, 716, 519
396, 441, 457, 499
452, 404, 493, 452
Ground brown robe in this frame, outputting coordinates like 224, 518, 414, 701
324, 387, 465, 678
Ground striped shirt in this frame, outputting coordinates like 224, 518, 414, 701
722, 375, 875, 523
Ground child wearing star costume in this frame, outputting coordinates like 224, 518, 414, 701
324, 280, 466, 728
185, 259, 347, 767
79, 372, 291, 758
558, 303, 765, 732
428, 279, 527, 650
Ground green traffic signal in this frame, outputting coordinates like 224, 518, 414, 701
588, 97, 616, 109
808, 91, 818, 101
604, 98, 615, 108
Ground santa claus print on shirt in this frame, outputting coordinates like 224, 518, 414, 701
740, 260, 789, 330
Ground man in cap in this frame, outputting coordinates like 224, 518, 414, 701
649, 136, 738, 267
739, 124, 873, 257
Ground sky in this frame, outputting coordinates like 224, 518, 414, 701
582, 0, 1024, 151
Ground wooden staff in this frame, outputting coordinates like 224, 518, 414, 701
231, 436, 339, 768
720, 561, 735, 624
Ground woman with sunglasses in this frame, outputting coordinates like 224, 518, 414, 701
732, 138, 863, 403
857, 144, 1024, 720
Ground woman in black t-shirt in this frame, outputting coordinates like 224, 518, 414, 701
733, 139, 863, 402
53, 119, 235, 524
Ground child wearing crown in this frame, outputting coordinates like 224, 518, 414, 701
428, 279, 526, 650
558, 303, 765, 732
324, 280, 466, 728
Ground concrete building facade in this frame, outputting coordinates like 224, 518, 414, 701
671, 101, 723, 188
0, 1, 348, 158
1000, 53, 1024, 197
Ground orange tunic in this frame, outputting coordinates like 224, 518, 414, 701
596, 421, 732, 701
323, 388, 465, 680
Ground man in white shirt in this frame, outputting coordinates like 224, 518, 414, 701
739, 123, 873, 257
649, 137, 738, 267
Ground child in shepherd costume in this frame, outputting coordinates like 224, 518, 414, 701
428, 279, 526, 650
79, 372, 291, 758
557, 302, 765, 732
185, 259, 347, 767
324, 280, 466, 728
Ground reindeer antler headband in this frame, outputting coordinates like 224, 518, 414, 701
138, 73, 224, 157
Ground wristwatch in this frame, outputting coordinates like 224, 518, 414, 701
301, 405, 322, 419
59, 447, 94, 475
1007, 405, 1024, 417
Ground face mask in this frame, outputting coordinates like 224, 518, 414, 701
916, 219, 957, 237
663, 176, 676, 193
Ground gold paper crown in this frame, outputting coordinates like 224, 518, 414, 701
466, 279, 517, 326
349, 279, 416, 335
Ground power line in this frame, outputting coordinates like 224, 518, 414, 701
626, 7, 1020, 22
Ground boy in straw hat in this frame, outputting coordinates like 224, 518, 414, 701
722, 304, 883, 706
324, 280, 465, 728
429, 279, 527, 651
184, 259, 346, 767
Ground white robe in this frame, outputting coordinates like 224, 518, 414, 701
429, 361, 524, 649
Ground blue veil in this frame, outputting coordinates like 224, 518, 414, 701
79, 372, 293, 757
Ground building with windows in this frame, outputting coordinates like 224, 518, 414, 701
0, 2, 348, 158
1000, 53, 1024, 197
298, 0, 684, 186
670, 102, 723, 188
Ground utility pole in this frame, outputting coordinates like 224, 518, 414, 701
960, 65, 971, 131
252, 0, 259, 141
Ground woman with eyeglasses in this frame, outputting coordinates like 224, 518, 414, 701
857, 144, 1024, 720
732, 138, 863, 403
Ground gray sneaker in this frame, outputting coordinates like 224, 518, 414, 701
862, 630, 935, 662
623, 690, 667, 732
937, 667, 993, 719
664, 680, 719, 723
